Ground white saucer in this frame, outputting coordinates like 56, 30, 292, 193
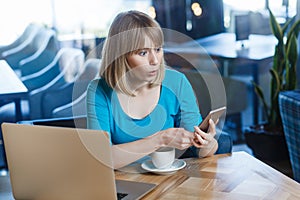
141, 159, 186, 175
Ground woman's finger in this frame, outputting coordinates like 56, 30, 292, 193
207, 119, 217, 137
192, 138, 203, 148
193, 132, 208, 145
194, 126, 211, 141
208, 119, 216, 132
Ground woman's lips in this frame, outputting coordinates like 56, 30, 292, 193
149, 70, 158, 76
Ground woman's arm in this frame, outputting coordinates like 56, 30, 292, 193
175, 72, 218, 157
112, 127, 194, 169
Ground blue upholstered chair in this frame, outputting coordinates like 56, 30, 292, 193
40, 58, 101, 118
2, 28, 59, 70
0, 23, 44, 59
18, 42, 59, 77
279, 90, 300, 183
22, 48, 85, 119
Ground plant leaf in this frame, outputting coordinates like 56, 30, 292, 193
270, 68, 281, 99
287, 19, 300, 42
287, 33, 298, 68
282, 16, 296, 34
269, 9, 283, 42
285, 34, 298, 90
284, 60, 290, 90
269, 69, 282, 126
251, 81, 269, 120
273, 43, 285, 75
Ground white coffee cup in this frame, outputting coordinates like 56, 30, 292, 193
151, 147, 175, 169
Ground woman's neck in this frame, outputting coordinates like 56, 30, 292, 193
117, 84, 161, 119
131, 83, 152, 96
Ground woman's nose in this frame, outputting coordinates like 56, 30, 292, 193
149, 50, 159, 65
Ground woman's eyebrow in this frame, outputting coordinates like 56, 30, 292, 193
143, 46, 162, 50
137, 47, 150, 51
135, 46, 161, 52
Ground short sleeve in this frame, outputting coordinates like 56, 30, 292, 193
86, 79, 111, 136
177, 74, 202, 132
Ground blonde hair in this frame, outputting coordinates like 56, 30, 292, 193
99, 10, 165, 95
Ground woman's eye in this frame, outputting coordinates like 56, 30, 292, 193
155, 47, 162, 52
138, 50, 147, 56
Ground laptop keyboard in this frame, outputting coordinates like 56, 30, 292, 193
117, 192, 128, 199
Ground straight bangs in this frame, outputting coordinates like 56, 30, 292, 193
127, 27, 164, 53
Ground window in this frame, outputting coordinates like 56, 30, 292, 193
0, 0, 151, 45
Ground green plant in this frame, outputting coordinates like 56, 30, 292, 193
253, 9, 300, 128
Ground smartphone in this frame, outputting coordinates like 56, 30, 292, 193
199, 106, 226, 132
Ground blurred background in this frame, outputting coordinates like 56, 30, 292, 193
0, 0, 297, 45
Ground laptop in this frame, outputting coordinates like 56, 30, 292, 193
1, 123, 156, 200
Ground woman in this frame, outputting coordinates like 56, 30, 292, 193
86, 10, 218, 169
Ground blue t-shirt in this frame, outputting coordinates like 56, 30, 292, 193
86, 69, 202, 145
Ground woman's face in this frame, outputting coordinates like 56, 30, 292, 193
126, 38, 163, 84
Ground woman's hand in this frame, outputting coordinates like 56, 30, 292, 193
112, 127, 194, 169
192, 119, 218, 157
157, 128, 194, 150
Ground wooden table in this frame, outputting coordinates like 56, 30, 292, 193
116, 151, 300, 199
1, 152, 299, 199
0, 60, 28, 121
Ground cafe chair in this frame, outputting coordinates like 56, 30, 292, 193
0, 27, 58, 115
42, 81, 89, 118
23, 47, 85, 119
230, 10, 272, 36
40, 58, 101, 118
2, 28, 59, 70
0, 23, 44, 59
248, 11, 272, 35
279, 90, 300, 183
21, 48, 85, 91
18, 42, 59, 77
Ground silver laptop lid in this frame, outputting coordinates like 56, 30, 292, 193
2, 123, 117, 200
